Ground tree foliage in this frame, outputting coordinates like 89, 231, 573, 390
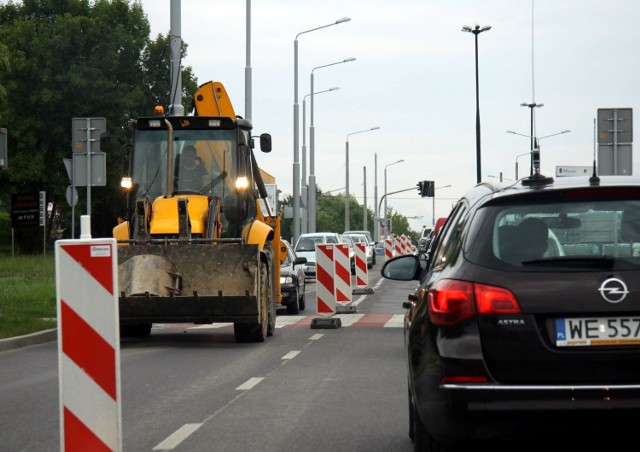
0, 0, 197, 251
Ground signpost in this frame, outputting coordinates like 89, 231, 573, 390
66, 117, 108, 238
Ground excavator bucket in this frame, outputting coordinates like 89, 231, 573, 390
117, 242, 262, 324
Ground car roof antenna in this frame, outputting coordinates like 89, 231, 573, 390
589, 118, 600, 186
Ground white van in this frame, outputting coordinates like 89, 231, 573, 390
294, 232, 341, 279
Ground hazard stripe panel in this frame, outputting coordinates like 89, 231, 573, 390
64, 407, 111, 452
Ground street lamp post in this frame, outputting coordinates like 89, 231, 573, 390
308, 57, 356, 233
507, 129, 571, 178
374, 153, 378, 240
292, 17, 350, 245
301, 87, 339, 234
383, 159, 405, 228
345, 127, 380, 231
462, 24, 491, 184
433, 184, 452, 226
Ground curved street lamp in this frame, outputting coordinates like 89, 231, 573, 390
383, 159, 405, 223
345, 127, 380, 231
462, 24, 491, 184
292, 17, 351, 244
508, 129, 570, 178
308, 57, 356, 233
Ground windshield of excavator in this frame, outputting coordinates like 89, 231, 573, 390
131, 127, 257, 233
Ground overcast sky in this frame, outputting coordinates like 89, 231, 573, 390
139, 0, 640, 232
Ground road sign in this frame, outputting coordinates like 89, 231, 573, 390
63, 152, 107, 187
66, 185, 79, 207
597, 108, 633, 176
72, 117, 106, 153
555, 166, 592, 177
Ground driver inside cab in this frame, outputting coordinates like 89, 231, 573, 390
176, 145, 208, 192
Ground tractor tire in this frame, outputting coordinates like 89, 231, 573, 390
234, 262, 268, 343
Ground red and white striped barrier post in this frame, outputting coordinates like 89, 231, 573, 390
354, 243, 368, 288
315, 244, 336, 317
384, 238, 394, 259
334, 243, 352, 305
394, 236, 403, 256
403, 235, 412, 254
352, 242, 373, 295
55, 216, 122, 452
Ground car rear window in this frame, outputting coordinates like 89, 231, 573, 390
465, 191, 640, 271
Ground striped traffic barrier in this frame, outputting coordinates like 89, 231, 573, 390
334, 243, 352, 304
384, 238, 394, 259
55, 216, 122, 452
394, 237, 403, 256
354, 242, 368, 288
315, 243, 336, 317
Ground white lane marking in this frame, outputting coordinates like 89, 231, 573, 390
384, 314, 405, 328
236, 377, 264, 391
190, 323, 232, 330
309, 333, 323, 340
282, 350, 301, 360
373, 278, 384, 289
351, 295, 367, 306
275, 316, 307, 328
334, 313, 365, 327
153, 423, 202, 450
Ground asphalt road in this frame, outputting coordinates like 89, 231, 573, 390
0, 260, 417, 451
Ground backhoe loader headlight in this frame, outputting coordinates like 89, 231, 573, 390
120, 177, 133, 192
235, 176, 249, 191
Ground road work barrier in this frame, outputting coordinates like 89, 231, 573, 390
384, 238, 394, 259
334, 243, 352, 304
315, 243, 336, 317
354, 242, 368, 288
55, 216, 122, 452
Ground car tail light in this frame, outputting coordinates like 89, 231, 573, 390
428, 280, 475, 326
428, 280, 521, 326
474, 283, 521, 314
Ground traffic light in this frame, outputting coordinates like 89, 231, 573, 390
417, 180, 435, 197
423, 180, 434, 197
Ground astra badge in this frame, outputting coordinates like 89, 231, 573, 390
598, 278, 629, 303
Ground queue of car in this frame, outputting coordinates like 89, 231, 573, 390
382, 170, 640, 448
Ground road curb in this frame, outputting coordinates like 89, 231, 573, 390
0, 328, 57, 352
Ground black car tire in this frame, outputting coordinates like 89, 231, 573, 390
286, 287, 300, 315
372, 253, 376, 266
412, 394, 446, 452
298, 283, 306, 311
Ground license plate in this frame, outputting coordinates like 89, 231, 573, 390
555, 316, 640, 347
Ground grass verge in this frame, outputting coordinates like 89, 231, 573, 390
0, 255, 57, 339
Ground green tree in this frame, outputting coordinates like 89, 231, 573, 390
0, 0, 197, 251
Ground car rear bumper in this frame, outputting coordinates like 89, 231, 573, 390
417, 381, 640, 442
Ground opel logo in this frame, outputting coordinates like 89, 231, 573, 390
598, 277, 629, 303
